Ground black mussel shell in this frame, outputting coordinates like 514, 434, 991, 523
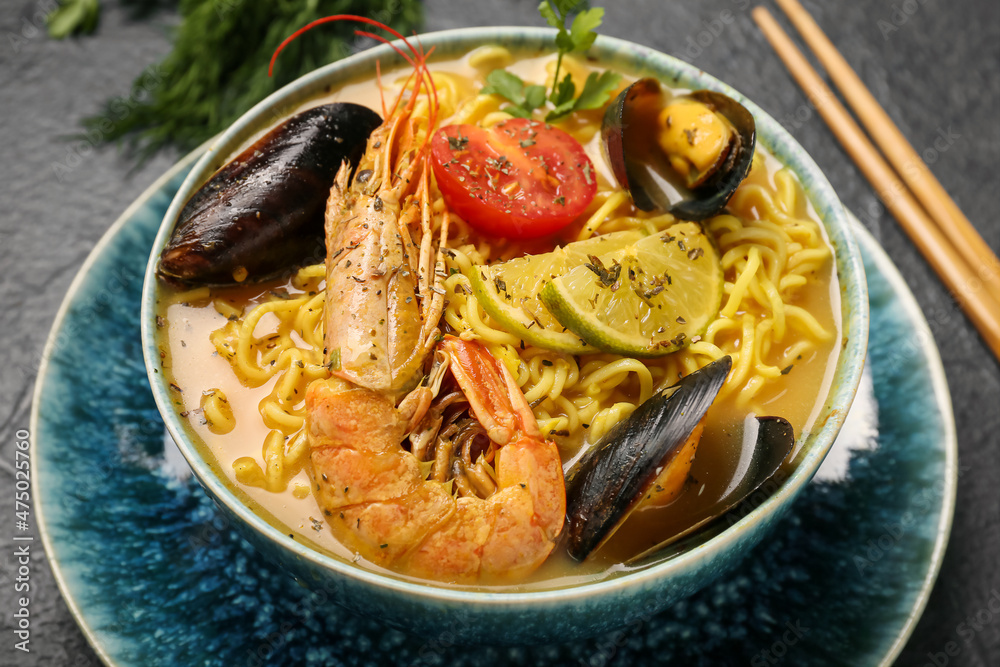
564, 355, 732, 562
601, 78, 756, 221
157, 102, 382, 287
624, 414, 794, 565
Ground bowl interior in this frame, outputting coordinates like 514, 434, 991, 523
140, 26, 868, 609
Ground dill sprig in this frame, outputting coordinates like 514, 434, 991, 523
79, 0, 422, 159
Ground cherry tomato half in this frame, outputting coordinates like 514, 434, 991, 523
430, 118, 597, 239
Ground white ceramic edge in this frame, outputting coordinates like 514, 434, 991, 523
138, 26, 867, 608
31, 146, 208, 667
849, 218, 958, 667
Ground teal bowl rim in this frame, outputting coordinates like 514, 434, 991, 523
140, 27, 868, 606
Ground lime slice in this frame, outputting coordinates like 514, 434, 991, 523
540, 222, 723, 357
469, 230, 646, 353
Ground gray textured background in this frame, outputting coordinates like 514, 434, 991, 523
1, 0, 998, 664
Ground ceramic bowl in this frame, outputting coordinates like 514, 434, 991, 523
140, 27, 868, 645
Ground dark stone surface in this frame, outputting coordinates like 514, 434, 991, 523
0, 0, 996, 664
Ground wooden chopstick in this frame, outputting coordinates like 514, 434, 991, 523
773, 0, 1000, 309
752, 6, 1000, 361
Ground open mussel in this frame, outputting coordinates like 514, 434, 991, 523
564, 355, 795, 563
564, 355, 731, 561
625, 414, 794, 564
601, 78, 756, 221
158, 102, 382, 287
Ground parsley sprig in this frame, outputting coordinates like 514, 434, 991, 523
481, 1, 621, 122
481, 71, 547, 119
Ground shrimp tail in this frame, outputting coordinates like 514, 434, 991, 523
400, 337, 566, 582
307, 338, 566, 583
444, 337, 565, 543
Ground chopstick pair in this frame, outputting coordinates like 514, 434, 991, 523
751, 0, 1000, 361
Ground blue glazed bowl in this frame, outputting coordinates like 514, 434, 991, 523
140, 27, 868, 645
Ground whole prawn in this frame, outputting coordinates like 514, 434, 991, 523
308, 336, 565, 582
276, 17, 566, 583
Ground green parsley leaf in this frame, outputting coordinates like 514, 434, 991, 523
546, 100, 577, 121
573, 70, 623, 110
537, 0, 608, 109
547, 70, 621, 121
551, 73, 576, 106
505, 106, 533, 119
523, 84, 548, 110
555, 29, 576, 53
538, 1, 563, 30
569, 8, 604, 52
482, 70, 530, 104
482, 70, 547, 118
482, 1, 614, 122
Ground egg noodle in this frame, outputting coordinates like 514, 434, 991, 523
200, 54, 834, 493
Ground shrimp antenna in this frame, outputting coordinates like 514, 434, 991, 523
375, 60, 387, 119
353, 30, 420, 119
415, 39, 440, 137
270, 15, 421, 78
269, 15, 439, 143
351, 30, 439, 138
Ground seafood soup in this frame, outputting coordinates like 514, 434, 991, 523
154, 42, 840, 587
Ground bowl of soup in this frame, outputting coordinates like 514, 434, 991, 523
141, 26, 867, 644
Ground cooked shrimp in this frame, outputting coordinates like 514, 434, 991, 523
307, 336, 565, 583
290, 17, 565, 582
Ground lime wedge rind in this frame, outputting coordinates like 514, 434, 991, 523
470, 266, 594, 353
539, 222, 724, 358
468, 230, 647, 355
